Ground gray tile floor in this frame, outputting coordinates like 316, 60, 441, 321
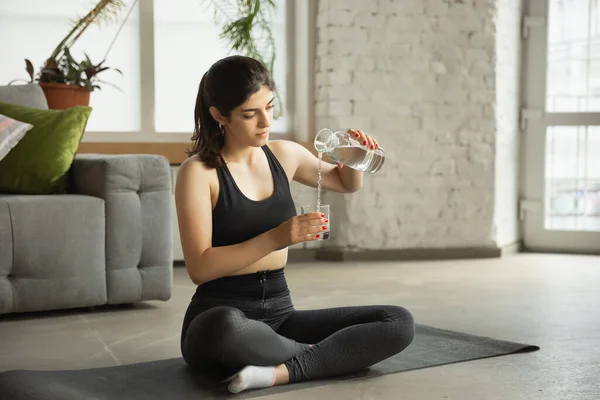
1, 253, 599, 399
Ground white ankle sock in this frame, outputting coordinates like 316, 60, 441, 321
227, 365, 276, 393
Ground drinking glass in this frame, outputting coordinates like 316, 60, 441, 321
301, 204, 330, 240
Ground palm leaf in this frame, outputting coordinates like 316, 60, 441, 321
201, 0, 238, 26
204, 0, 283, 117
68, 0, 127, 29
51, 0, 127, 61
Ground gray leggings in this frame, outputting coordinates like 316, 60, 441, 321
180, 268, 415, 383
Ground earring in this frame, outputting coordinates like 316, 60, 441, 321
218, 123, 225, 135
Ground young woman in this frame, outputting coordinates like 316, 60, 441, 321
175, 55, 415, 394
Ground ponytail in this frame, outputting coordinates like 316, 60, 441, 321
187, 72, 225, 168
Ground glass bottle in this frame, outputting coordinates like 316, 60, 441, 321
313, 128, 385, 174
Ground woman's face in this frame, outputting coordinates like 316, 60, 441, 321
223, 85, 275, 147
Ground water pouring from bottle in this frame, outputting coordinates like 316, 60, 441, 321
314, 128, 385, 174
312, 128, 385, 216
316, 151, 323, 211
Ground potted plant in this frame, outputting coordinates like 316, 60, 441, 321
22, 49, 124, 110
12, 0, 135, 110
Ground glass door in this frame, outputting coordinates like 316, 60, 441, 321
521, 0, 600, 253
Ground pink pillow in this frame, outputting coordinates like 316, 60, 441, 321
0, 113, 33, 162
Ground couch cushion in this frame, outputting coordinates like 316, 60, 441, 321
0, 194, 107, 314
0, 101, 91, 194
72, 154, 173, 304
0, 84, 48, 110
0, 199, 13, 313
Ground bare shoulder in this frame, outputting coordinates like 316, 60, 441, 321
177, 155, 214, 185
266, 140, 308, 178
179, 154, 210, 173
175, 155, 219, 202
268, 139, 312, 161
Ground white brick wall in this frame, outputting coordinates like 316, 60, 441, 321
315, 0, 522, 250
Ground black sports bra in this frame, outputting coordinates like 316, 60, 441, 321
211, 145, 297, 248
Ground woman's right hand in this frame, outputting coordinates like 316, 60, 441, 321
272, 212, 329, 247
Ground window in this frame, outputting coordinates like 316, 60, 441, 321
546, 0, 600, 112
544, 0, 600, 231
153, 0, 288, 134
0, 0, 141, 132
521, 0, 600, 252
0, 0, 306, 140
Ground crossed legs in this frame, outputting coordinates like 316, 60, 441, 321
182, 304, 415, 393
278, 305, 415, 383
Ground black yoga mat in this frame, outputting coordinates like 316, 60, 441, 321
0, 325, 539, 400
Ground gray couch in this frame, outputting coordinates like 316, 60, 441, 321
0, 85, 173, 315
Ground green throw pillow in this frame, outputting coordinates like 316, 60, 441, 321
0, 100, 92, 194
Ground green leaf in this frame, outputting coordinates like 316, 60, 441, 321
41, 69, 63, 78
25, 59, 35, 81
207, 0, 278, 89
95, 79, 123, 92
204, 0, 238, 25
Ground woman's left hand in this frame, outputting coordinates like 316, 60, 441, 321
336, 129, 379, 168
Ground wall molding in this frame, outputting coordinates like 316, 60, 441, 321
77, 140, 319, 165
287, 247, 505, 262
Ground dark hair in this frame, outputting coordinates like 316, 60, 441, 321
187, 55, 276, 168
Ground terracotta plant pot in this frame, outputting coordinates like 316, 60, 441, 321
40, 83, 90, 110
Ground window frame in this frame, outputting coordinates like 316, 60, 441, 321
520, 0, 600, 253
82, 0, 315, 144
